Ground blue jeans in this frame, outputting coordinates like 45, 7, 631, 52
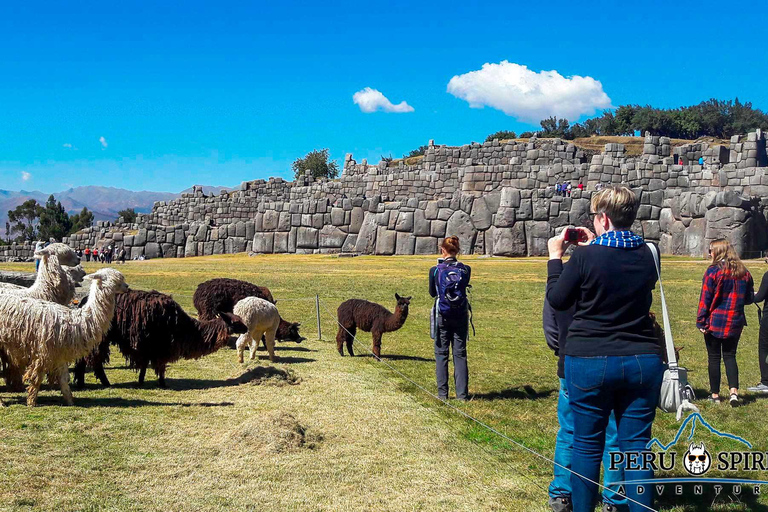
565, 354, 664, 512
549, 378, 627, 508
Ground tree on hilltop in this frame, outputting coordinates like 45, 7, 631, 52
118, 208, 138, 223
292, 148, 339, 180
485, 130, 517, 142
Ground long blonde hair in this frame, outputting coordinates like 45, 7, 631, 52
709, 239, 748, 278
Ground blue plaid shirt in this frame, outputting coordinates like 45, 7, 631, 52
590, 230, 645, 249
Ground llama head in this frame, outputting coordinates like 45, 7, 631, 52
683, 442, 711, 476
394, 293, 412, 309
219, 312, 249, 335
85, 268, 129, 295
36, 242, 80, 267
277, 319, 305, 343
66, 265, 87, 286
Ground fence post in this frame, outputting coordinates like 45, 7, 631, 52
315, 294, 322, 341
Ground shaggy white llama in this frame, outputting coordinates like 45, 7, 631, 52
0, 264, 86, 302
0, 268, 128, 407
233, 297, 280, 363
0, 243, 82, 304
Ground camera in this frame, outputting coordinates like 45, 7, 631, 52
565, 228, 580, 243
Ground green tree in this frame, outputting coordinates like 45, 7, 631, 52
118, 208, 138, 223
404, 145, 428, 159
8, 199, 43, 243
292, 148, 339, 180
485, 130, 517, 142
70, 207, 94, 233
38, 195, 72, 242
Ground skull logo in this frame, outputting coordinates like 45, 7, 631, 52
683, 442, 711, 476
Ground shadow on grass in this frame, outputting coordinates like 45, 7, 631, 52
352, 353, 434, 362
473, 385, 556, 401
108, 365, 298, 391
693, 387, 759, 406
2, 396, 236, 408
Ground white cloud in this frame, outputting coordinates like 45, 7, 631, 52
99, 136, 108, 149
63, 143, 73, 148
447, 61, 612, 123
21, 171, 31, 181
353, 87, 414, 113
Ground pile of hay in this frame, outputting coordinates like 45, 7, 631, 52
230, 365, 301, 386
227, 411, 322, 454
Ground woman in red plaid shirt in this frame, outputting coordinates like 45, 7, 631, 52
697, 239, 754, 406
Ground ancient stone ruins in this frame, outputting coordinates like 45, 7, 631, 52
2, 131, 768, 262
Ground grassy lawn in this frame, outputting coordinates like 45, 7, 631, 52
1, 254, 767, 511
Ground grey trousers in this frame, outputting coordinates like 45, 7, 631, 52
435, 313, 469, 399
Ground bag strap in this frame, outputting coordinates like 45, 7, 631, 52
647, 243, 678, 368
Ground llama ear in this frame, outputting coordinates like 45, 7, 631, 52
395, 293, 401, 300
273, 299, 278, 305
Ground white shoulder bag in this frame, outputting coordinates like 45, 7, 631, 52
647, 243, 699, 420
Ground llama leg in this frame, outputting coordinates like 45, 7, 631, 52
347, 326, 356, 357
24, 365, 45, 408
372, 331, 382, 359
235, 334, 248, 363
73, 359, 86, 389
93, 359, 111, 387
336, 326, 346, 356
249, 333, 259, 360
5, 364, 25, 392
58, 365, 74, 406
157, 365, 167, 389
265, 326, 277, 363
138, 365, 147, 385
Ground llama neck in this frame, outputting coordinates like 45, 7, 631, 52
29, 255, 70, 305
187, 317, 229, 358
384, 306, 408, 332
78, 281, 118, 355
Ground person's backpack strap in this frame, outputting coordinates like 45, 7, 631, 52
647, 243, 677, 368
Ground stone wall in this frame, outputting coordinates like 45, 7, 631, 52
0, 244, 36, 262
63, 130, 768, 259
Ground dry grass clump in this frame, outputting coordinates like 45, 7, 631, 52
226, 411, 322, 454
231, 365, 302, 386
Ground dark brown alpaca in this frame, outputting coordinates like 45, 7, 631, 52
336, 294, 411, 358
193, 278, 305, 343
73, 289, 247, 388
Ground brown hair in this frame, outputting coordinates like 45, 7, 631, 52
709, 239, 748, 278
590, 185, 638, 230
441, 236, 460, 256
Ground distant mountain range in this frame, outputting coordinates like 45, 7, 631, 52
0, 185, 235, 237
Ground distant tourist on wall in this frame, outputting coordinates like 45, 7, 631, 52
93, 247, 99, 263
556, 182, 562, 196
697, 239, 754, 406
118, 247, 126, 264
678, 156, 684, 165
566, 183, 572, 197
84, 247, 91, 262
577, 181, 584, 192
699, 156, 704, 166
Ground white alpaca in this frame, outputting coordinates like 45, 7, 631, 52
0, 243, 82, 304
233, 297, 280, 363
0, 244, 84, 391
0, 264, 86, 303
0, 268, 128, 407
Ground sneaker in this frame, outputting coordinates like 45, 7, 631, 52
748, 383, 768, 393
602, 504, 619, 512
548, 496, 572, 512
730, 393, 740, 407
708, 395, 721, 404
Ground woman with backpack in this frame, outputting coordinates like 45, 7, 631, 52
697, 239, 754, 406
429, 236, 472, 401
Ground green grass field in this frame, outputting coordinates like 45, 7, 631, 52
1, 254, 767, 512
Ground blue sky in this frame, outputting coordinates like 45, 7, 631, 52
1, 0, 766, 193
